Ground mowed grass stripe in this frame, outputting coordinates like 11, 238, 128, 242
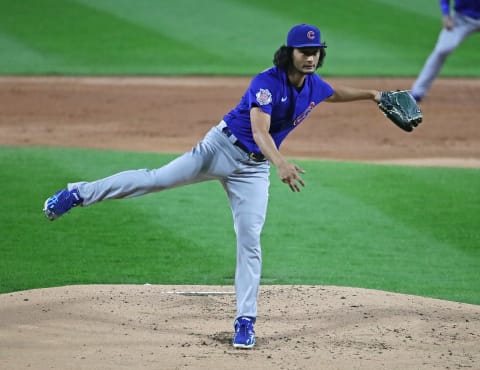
264, 166, 479, 303
0, 147, 236, 292
1, 0, 479, 75
0, 0, 216, 74
371, 0, 439, 18
238, 0, 441, 75
75, 0, 290, 68
1, 147, 479, 304
314, 163, 480, 250
0, 32, 62, 72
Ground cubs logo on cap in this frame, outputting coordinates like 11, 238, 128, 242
286, 24, 327, 48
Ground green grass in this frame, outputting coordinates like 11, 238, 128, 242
1, 146, 479, 304
0, 0, 478, 76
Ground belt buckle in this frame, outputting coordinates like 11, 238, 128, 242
249, 152, 265, 162
222, 126, 231, 137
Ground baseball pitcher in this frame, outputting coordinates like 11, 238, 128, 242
43, 24, 421, 349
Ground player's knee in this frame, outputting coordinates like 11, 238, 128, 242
434, 44, 457, 58
235, 213, 264, 233
236, 229, 261, 250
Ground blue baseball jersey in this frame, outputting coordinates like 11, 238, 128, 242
440, 0, 480, 19
223, 66, 334, 154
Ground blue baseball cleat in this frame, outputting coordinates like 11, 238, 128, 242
43, 188, 83, 221
233, 316, 256, 349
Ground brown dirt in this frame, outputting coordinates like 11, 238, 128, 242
1, 77, 479, 370
1, 76, 479, 165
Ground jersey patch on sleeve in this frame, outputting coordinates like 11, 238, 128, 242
255, 88, 272, 106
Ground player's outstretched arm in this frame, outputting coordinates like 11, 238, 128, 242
326, 85, 381, 103
250, 107, 305, 192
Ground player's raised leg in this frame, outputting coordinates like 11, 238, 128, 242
43, 129, 222, 220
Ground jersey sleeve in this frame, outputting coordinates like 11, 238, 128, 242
315, 75, 335, 102
440, 0, 450, 15
245, 73, 277, 115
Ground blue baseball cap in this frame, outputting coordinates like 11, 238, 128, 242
286, 24, 326, 48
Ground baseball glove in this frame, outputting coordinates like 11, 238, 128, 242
378, 90, 423, 132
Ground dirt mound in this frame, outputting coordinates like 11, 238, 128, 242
1, 285, 479, 370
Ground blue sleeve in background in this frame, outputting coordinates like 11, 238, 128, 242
445, 0, 480, 19
440, 0, 451, 15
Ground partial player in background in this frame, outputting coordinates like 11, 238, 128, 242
411, 0, 480, 102
43, 24, 420, 349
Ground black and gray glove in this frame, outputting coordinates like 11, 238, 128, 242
378, 90, 423, 132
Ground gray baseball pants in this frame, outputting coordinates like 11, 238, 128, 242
412, 12, 480, 98
69, 122, 270, 319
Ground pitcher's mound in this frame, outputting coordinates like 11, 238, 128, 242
1, 285, 479, 370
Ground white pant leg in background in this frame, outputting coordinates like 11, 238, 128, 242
412, 12, 480, 98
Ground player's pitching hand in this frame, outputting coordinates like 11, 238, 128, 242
443, 15, 454, 30
277, 161, 305, 192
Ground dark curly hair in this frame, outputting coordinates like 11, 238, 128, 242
273, 45, 326, 71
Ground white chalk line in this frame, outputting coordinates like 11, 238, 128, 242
160, 291, 235, 296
